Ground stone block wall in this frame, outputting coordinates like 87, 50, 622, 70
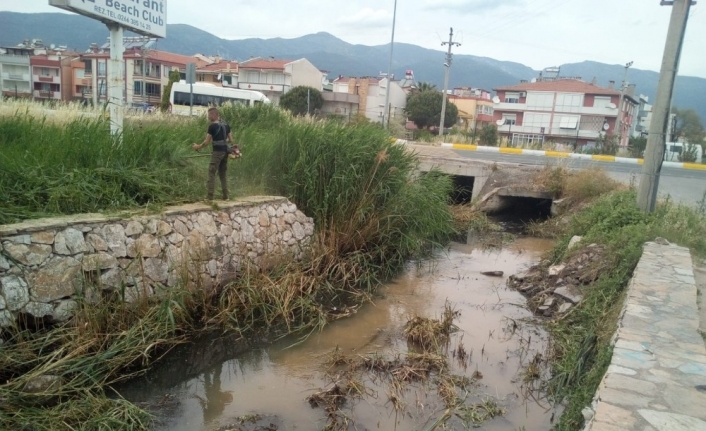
0, 197, 314, 327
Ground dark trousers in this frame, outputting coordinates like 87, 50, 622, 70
207, 151, 228, 200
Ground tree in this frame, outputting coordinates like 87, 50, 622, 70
673, 107, 706, 146
161, 70, 181, 112
405, 91, 458, 130
280, 86, 323, 116
416, 82, 438, 93
628, 136, 647, 158
478, 124, 498, 147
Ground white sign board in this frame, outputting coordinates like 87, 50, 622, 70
49, 0, 167, 38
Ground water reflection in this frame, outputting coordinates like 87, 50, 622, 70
124, 237, 557, 431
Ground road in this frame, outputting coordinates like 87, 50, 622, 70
451, 149, 706, 206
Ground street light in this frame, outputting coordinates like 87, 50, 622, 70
382, 0, 398, 130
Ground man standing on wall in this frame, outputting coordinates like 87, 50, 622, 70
192, 107, 233, 201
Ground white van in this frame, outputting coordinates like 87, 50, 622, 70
664, 142, 703, 164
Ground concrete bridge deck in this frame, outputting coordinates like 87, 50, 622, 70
584, 242, 706, 431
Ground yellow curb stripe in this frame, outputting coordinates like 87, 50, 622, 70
637, 159, 644, 164
545, 151, 570, 158
499, 147, 523, 154
452, 144, 478, 151
591, 155, 616, 162
683, 163, 706, 170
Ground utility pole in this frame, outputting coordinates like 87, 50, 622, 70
637, 0, 695, 212
439, 27, 461, 138
382, 0, 398, 129
618, 61, 633, 147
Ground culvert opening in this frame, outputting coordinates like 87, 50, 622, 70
491, 196, 553, 232
450, 175, 475, 205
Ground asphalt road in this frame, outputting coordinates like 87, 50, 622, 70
453, 149, 706, 206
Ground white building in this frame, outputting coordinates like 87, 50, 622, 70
330, 76, 407, 123
237, 57, 325, 105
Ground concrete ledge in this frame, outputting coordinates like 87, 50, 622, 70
438, 142, 706, 170
583, 242, 706, 431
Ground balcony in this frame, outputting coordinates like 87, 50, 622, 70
2, 72, 31, 82
493, 101, 619, 117
34, 90, 62, 99
34, 74, 61, 84
323, 92, 359, 104
239, 82, 288, 93
498, 124, 601, 139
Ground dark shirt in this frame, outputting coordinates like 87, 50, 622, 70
208, 121, 230, 142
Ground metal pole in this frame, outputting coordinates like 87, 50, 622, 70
107, 23, 124, 140
382, 0, 398, 129
189, 83, 193, 116
618, 61, 633, 147
307, 88, 310, 115
637, 0, 693, 212
439, 27, 460, 139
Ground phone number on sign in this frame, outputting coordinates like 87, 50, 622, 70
93, 6, 152, 31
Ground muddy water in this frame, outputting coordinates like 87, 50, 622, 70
124, 237, 556, 431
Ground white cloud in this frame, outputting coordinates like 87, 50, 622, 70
423, 0, 525, 13
337, 8, 392, 29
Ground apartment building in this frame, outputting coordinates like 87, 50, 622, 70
492, 79, 637, 148
238, 57, 324, 105
81, 38, 210, 106
0, 44, 34, 99
449, 87, 494, 131
196, 58, 239, 87
330, 76, 407, 123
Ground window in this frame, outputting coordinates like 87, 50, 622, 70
154, 64, 161, 77
271, 73, 285, 85
502, 114, 517, 125
222, 75, 233, 85
526, 92, 554, 110
523, 112, 551, 133
76, 69, 85, 79
134, 81, 143, 95
146, 83, 161, 97
40, 68, 50, 76
97, 61, 106, 77
173, 91, 248, 107
134, 60, 143, 75
84, 60, 93, 74
558, 115, 579, 129
555, 93, 583, 113
98, 80, 107, 96
594, 96, 612, 109
476, 105, 494, 115
504, 92, 520, 103
512, 133, 545, 147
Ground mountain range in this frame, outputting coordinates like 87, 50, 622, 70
1, 12, 705, 122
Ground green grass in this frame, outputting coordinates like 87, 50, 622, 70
546, 190, 706, 430
0, 113, 208, 224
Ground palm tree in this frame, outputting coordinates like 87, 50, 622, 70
416, 82, 438, 93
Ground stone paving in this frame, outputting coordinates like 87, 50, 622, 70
584, 242, 706, 431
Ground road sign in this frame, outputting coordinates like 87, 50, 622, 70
48, 0, 167, 38
185, 63, 196, 84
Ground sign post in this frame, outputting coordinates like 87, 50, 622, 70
185, 62, 196, 117
49, 0, 167, 138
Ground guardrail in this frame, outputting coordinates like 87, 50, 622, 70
435, 142, 706, 171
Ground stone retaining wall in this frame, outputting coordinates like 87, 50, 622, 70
582, 241, 706, 431
0, 197, 314, 327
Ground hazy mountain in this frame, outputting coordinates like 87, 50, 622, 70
1, 12, 705, 121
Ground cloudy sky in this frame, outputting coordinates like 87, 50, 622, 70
3, 0, 705, 78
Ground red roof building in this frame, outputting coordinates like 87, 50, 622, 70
492, 79, 638, 148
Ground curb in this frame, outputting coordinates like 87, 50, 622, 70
439, 143, 706, 171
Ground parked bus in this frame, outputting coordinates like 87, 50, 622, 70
169, 82, 270, 116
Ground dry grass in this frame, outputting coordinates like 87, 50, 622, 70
404, 304, 459, 353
